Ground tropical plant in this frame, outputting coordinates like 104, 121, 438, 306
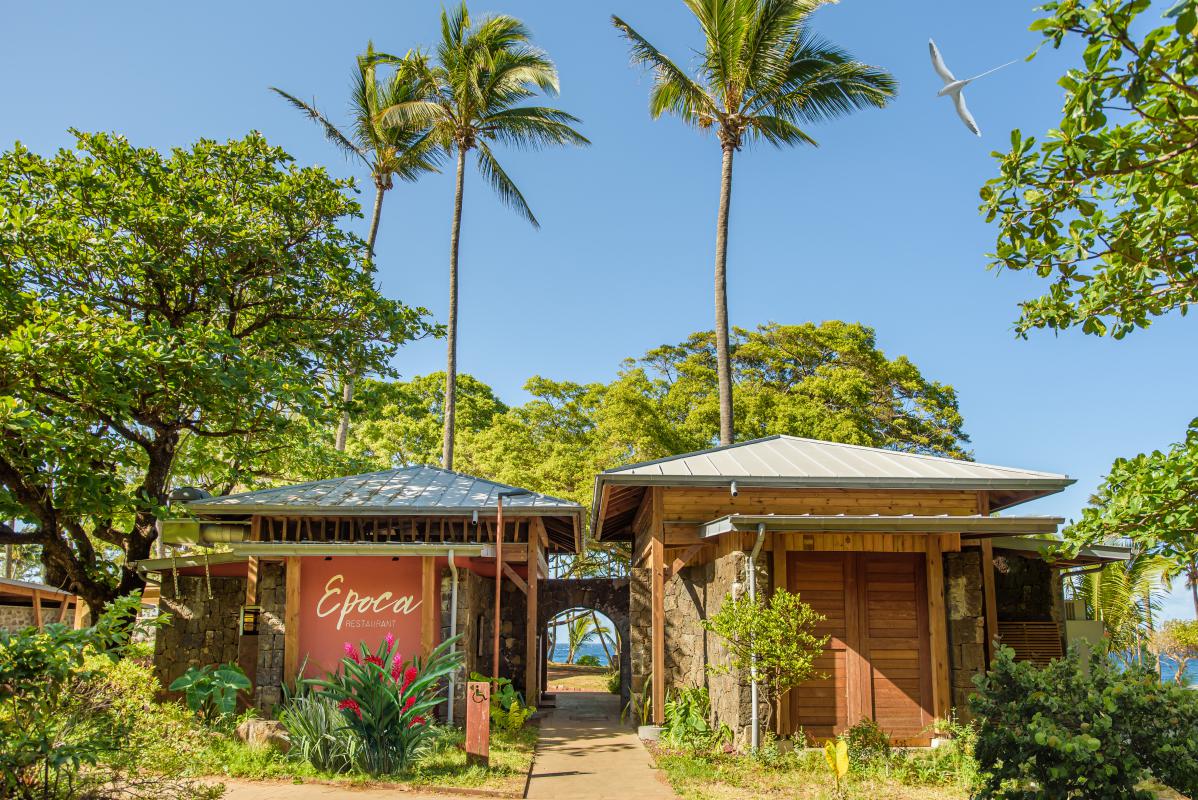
576, 654, 602, 667
823, 738, 849, 799
661, 686, 729, 750
0, 132, 432, 614
378, 2, 588, 469
981, 0, 1198, 339
970, 644, 1198, 799
278, 693, 361, 774
605, 668, 621, 695
272, 43, 441, 451
466, 671, 536, 730
843, 717, 890, 770
169, 663, 252, 721
1152, 619, 1198, 685
613, 0, 896, 445
1068, 552, 1171, 666
566, 613, 598, 663
309, 634, 463, 776
703, 588, 827, 730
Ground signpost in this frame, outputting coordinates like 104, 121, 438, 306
466, 680, 490, 766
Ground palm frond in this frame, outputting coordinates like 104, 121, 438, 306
611, 15, 715, 121
744, 113, 817, 147
269, 87, 367, 165
682, 0, 747, 96
475, 141, 537, 228
481, 107, 590, 150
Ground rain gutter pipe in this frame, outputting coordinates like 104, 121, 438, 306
447, 549, 459, 725
748, 522, 767, 751
494, 489, 531, 691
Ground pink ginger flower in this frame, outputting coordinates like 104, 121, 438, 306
338, 698, 362, 719
364, 655, 384, 668
409, 715, 426, 728
402, 666, 418, 691
384, 632, 395, 649
403, 695, 416, 711
343, 642, 361, 664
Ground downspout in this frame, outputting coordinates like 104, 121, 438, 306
447, 548, 459, 725
748, 522, 767, 751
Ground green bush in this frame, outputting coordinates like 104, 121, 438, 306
605, 668, 621, 694
660, 686, 730, 751
575, 654, 601, 667
308, 634, 463, 776
970, 644, 1198, 798
843, 717, 890, 770
468, 672, 537, 731
169, 662, 252, 721
278, 693, 360, 774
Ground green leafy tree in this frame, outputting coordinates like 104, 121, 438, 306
379, 3, 588, 470
1152, 619, 1198, 684
982, 0, 1198, 338
613, 0, 896, 446
1070, 552, 1171, 667
703, 587, 827, 730
273, 43, 441, 451
1062, 420, 1198, 617
0, 131, 433, 613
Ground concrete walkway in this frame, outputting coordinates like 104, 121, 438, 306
527, 692, 675, 800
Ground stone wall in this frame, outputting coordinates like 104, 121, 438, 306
944, 550, 986, 718
994, 551, 1057, 621
629, 545, 768, 744
540, 577, 630, 704
0, 604, 36, 631
252, 563, 287, 711
154, 574, 246, 694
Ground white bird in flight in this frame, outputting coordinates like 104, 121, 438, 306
928, 39, 1016, 137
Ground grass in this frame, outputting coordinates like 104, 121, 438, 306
191, 724, 537, 796
546, 661, 612, 693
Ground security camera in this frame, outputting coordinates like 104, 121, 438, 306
471, 509, 479, 525
730, 481, 739, 498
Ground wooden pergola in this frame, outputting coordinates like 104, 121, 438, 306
0, 577, 85, 629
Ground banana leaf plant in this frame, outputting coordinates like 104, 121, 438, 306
306, 633, 463, 776
169, 662, 252, 719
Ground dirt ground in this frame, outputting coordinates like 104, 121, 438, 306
546, 662, 612, 693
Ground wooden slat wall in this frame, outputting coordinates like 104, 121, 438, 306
789, 554, 852, 740
997, 621, 1063, 666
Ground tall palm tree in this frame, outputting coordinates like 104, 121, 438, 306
272, 43, 439, 451
379, 4, 588, 470
1074, 553, 1171, 668
613, 0, 896, 445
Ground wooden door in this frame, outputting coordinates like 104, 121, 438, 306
788, 552, 932, 743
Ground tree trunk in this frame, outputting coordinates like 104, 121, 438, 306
713, 144, 736, 446
335, 184, 387, 453
1190, 561, 1198, 619
443, 148, 467, 470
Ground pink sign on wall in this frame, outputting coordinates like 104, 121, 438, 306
298, 556, 427, 676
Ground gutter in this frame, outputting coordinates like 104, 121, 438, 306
747, 523, 767, 752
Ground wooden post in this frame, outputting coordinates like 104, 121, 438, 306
422, 556, 438, 658
980, 539, 999, 666
284, 557, 302, 686
772, 541, 791, 735
73, 598, 88, 629
493, 498, 505, 683
526, 520, 542, 703
925, 533, 950, 722
238, 555, 261, 688
649, 487, 665, 725
465, 680, 490, 766
32, 589, 43, 630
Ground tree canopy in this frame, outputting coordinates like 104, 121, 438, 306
0, 131, 434, 610
982, 0, 1198, 338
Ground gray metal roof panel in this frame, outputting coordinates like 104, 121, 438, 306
186, 465, 583, 515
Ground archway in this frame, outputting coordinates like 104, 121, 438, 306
538, 578, 630, 705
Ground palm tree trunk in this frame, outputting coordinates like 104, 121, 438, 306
442, 148, 467, 470
334, 185, 387, 453
713, 144, 736, 446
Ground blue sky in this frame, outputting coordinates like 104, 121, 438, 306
3, 2, 1195, 617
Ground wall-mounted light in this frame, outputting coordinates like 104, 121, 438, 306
730, 481, 739, 498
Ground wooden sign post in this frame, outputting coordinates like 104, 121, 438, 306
465, 680, 490, 766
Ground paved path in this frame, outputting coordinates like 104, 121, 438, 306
527, 692, 675, 799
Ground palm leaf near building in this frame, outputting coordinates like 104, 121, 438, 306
377, 3, 589, 470
613, 0, 896, 446
271, 44, 441, 452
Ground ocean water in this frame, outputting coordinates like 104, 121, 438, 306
549, 641, 614, 667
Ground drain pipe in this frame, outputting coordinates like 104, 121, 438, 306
747, 523, 767, 751
447, 548, 459, 725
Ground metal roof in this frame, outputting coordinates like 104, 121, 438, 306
602, 435, 1071, 486
186, 465, 583, 516
990, 536, 1133, 567
592, 435, 1075, 539
0, 576, 75, 599
699, 514, 1065, 538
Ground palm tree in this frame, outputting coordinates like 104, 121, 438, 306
613, 0, 896, 445
272, 44, 439, 451
379, 4, 588, 469
1073, 553, 1171, 668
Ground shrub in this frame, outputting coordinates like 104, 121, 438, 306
660, 686, 730, 751
468, 672, 537, 731
843, 717, 890, 770
576, 654, 601, 667
309, 634, 463, 776
605, 668, 621, 694
169, 662, 252, 721
278, 693, 360, 774
970, 644, 1198, 798
703, 588, 827, 731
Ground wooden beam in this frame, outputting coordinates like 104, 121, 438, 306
650, 487, 666, 725
32, 589, 43, 630
284, 557, 302, 686
772, 541, 790, 736
668, 544, 703, 577
502, 562, 528, 595
526, 521, 542, 703
925, 533, 950, 722
980, 538, 999, 666
73, 598, 88, 629
421, 556, 438, 658
57, 597, 71, 623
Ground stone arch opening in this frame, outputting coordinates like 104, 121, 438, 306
538, 578, 630, 705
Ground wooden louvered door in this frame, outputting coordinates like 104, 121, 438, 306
789, 553, 933, 744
